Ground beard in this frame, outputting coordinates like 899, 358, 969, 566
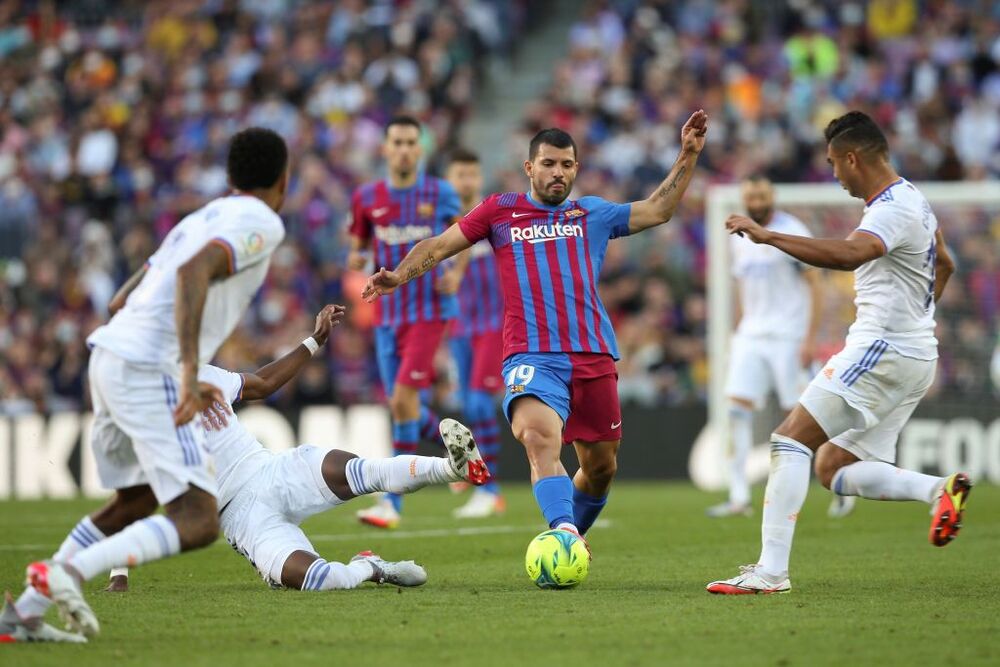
747, 206, 773, 225
535, 178, 570, 206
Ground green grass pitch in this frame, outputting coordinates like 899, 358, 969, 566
2, 482, 999, 666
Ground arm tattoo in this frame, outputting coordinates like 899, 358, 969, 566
403, 252, 437, 282
654, 165, 687, 200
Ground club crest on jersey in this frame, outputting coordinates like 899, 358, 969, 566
244, 232, 264, 255
417, 202, 435, 218
510, 222, 583, 244
564, 208, 585, 219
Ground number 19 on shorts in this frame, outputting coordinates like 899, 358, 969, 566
506, 364, 535, 389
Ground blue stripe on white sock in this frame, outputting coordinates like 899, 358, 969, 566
311, 564, 330, 590
833, 469, 846, 496
70, 528, 93, 547
77, 520, 101, 544
143, 518, 170, 555
304, 559, 327, 590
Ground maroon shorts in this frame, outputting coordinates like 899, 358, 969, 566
374, 321, 450, 392
470, 330, 504, 393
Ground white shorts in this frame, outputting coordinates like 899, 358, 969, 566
799, 340, 936, 464
88, 346, 217, 505
725, 335, 806, 410
220, 445, 343, 588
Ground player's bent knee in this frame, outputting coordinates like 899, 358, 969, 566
321, 449, 358, 501
165, 486, 221, 550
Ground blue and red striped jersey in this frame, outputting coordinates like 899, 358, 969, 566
458, 192, 631, 360
454, 240, 503, 337
351, 175, 461, 326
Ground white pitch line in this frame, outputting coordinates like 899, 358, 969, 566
310, 518, 611, 542
0, 544, 50, 552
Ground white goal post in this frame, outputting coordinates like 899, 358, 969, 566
691, 180, 1000, 491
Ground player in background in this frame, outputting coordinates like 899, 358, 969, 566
707, 176, 825, 518
444, 148, 507, 518
99, 305, 489, 594
347, 116, 464, 529
362, 111, 708, 557
4, 128, 289, 641
707, 111, 966, 595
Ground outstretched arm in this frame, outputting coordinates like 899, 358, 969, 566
628, 110, 708, 233
933, 228, 954, 302
108, 265, 149, 315
726, 216, 885, 271
240, 304, 346, 401
362, 224, 472, 302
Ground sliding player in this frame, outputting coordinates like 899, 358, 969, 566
708, 111, 967, 595
363, 111, 709, 558
103, 305, 490, 593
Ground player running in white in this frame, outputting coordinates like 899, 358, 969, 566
707, 111, 967, 595
3, 128, 289, 641
100, 304, 490, 594
707, 175, 823, 518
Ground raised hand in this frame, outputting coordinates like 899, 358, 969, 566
681, 109, 709, 154
725, 214, 772, 244
312, 304, 347, 345
362, 267, 402, 303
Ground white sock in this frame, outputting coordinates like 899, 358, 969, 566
758, 434, 813, 578
300, 558, 374, 591
53, 516, 108, 561
831, 461, 941, 503
110, 567, 130, 579
66, 516, 181, 581
728, 404, 753, 507
15, 516, 109, 619
13, 584, 51, 620
344, 456, 456, 496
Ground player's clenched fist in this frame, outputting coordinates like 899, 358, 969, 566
362, 266, 402, 302
725, 214, 772, 244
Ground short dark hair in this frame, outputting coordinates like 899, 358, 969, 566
226, 127, 288, 191
448, 147, 480, 165
824, 111, 889, 157
742, 173, 771, 186
528, 128, 577, 161
385, 115, 422, 136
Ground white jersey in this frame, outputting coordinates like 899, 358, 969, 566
846, 178, 938, 360
731, 211, 813, 340
87, 195, 285, 371
197, 364, 270, 507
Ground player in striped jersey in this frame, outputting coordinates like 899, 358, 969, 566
362, 111, 709, 556
445, 149, 506, 518
348, 116, 463, 529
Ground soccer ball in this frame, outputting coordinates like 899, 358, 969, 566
524, 529, 589, 589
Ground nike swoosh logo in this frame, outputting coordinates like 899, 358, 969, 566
511, 212, 533, 218
611, 421, 622, 429
372, 207, 390, 218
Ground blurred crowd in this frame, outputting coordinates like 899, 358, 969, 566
0, 0, 523, 414
2, 0, 999, 415
505, 0, 1000, 406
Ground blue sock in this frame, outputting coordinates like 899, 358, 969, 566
418, 405, 440, 444
532, 475, 575, 529
467, 390, 501, 494
388, 420, 420, 512
572, 487, 608, 535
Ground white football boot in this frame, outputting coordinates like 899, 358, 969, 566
453, 489, 506, 519
439, 418, 491, 486
25, 562, 99, 637
827, 494, 857, 518
705, 501, 753, 518
0, 591, 87, 643
356, 497, 401, 530
351, 551, 427, 587
706, 564, 791, 595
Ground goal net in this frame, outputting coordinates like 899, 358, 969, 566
692, 181, 1000, 491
